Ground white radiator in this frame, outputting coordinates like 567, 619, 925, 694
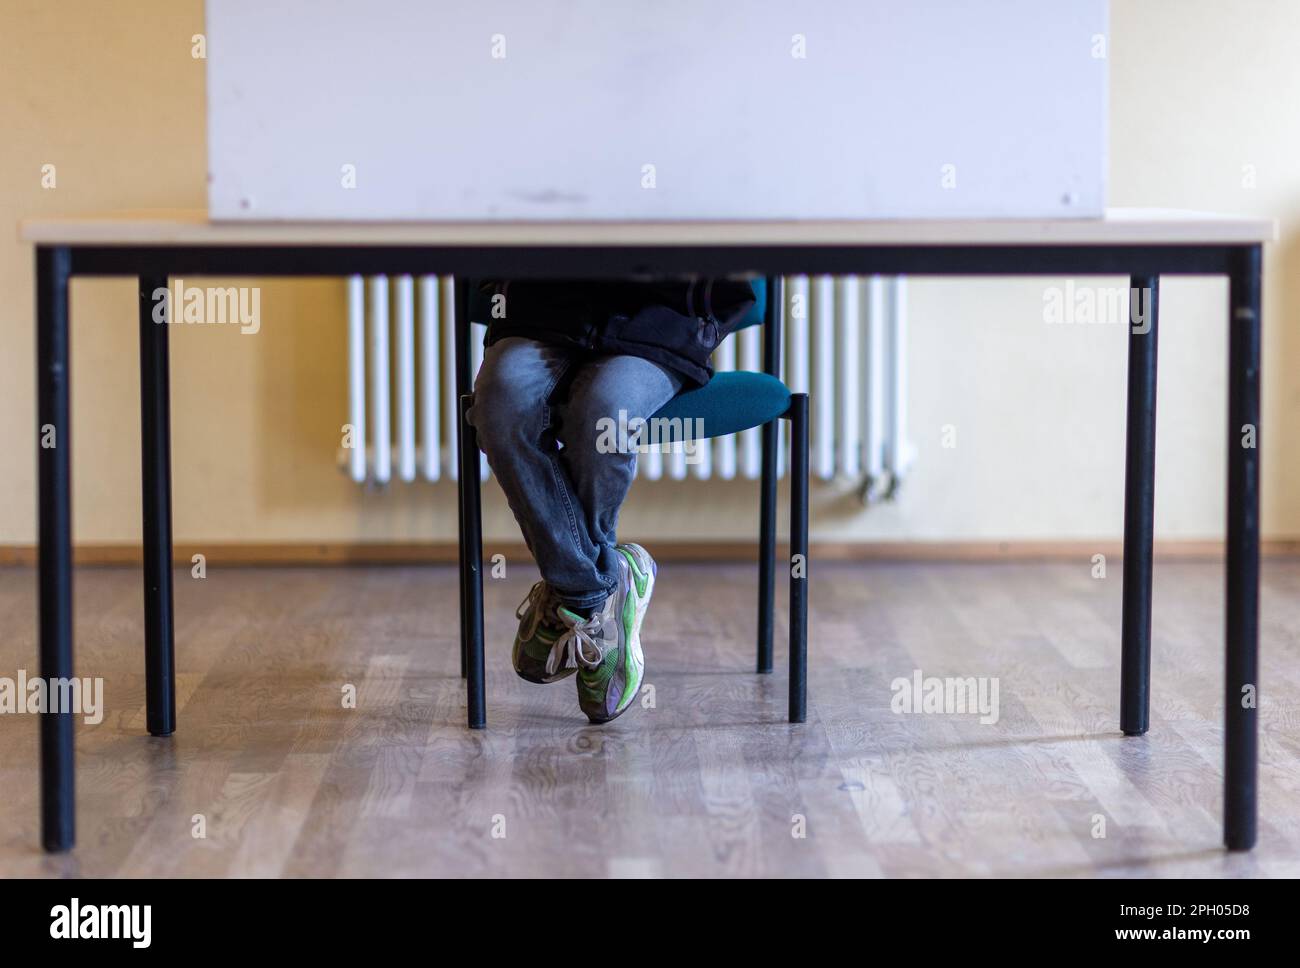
343, 276, 914, 501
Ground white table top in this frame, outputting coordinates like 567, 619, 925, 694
19, 207, 1276, 247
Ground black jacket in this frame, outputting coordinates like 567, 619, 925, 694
478, 278, 756, 387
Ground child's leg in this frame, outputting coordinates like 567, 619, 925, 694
469, 337, 616, 610
551, 354, 684, 596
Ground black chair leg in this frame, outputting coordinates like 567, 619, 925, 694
462, 454, 473, 675
459, 394, 486, 729
1121, 275, 1158, 736
787, 393, 809, 724
456, 458, 469, 680
758, 419, 777, 673
757, 274, 783, 674
139, 273, 177, 738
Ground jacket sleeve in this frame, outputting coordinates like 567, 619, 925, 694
707, 279, 758, 341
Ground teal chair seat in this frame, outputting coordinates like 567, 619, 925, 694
649, 279, 790, 439
651, 371, 791, 441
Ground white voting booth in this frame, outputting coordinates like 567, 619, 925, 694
205, 0, 1108, 221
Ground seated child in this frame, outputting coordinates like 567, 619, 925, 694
468, 278, 755, 723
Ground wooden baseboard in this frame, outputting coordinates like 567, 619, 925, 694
2, 539, 1299, 567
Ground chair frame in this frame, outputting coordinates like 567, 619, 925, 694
455, 274, 809, 728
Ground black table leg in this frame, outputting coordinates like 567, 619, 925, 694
1225, 245, 1262, 851
454, 280, 485, 728
139, 275, 176, 737
37, 246, 74, 852
787, 393, 809, 724
1121, 275, 1159, 736
454, 279, 469, 681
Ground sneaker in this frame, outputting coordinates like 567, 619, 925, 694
512, 581, 574, 684
553, 543, 656, 724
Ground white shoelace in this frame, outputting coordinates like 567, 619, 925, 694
515, 581, 553, 641
545, 610, 605, 677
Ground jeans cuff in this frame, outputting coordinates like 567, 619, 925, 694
557, 590, 609, 611
557, 574, 617, 611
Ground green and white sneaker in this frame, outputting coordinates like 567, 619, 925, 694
512, 581, 574, 684
553, 543, 656, 725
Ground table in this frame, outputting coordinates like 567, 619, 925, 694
20, 207, 1275, 854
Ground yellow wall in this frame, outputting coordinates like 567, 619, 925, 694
1, 0, 1297, 548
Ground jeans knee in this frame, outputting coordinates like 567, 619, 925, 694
567, 385, 609, 432
566, 358, 681, 451
469, 387, 542, 457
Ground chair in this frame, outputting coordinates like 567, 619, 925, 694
455, 276, 808, 728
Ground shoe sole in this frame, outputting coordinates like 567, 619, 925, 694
512, 637, 576, 685
516, 667, 576, 685
585, 547, 653, 725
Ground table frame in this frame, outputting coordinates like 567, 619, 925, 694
32, 239, 1262, 854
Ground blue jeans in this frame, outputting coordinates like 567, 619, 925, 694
468, 337, 684, 609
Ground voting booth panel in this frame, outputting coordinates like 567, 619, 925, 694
205, 0, 1108, 221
